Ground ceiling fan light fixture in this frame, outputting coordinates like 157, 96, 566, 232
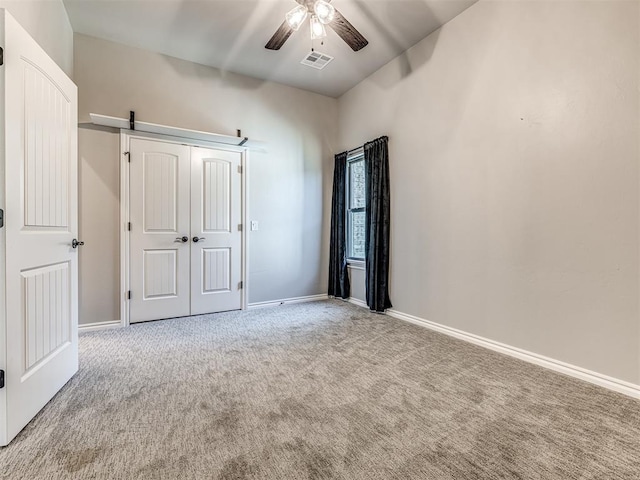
285, 4, 308, 31
310, 15, 327, 40
314, 0, 335, 24
266, 0, 367, 52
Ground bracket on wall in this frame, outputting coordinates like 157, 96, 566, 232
237, 129, 249, 147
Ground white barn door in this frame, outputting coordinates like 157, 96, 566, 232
128, 140, 242, 322
129, 138, 191, 323
0, 10, 79, 446
190, 147, 242, 315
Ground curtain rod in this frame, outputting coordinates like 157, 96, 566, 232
342, 146, 364, 158
344, 136, 388, 156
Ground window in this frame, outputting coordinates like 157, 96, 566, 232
347, 152, 365, 261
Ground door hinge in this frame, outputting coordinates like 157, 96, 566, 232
127, 222, 131, 231
238, 281, 243, 290
0, 370, 4, 389
0, 47, 3, 66
0, 208, 3, 228
127, 290, 131, 300
237, 165, 242, 174
238, 224, 243, 232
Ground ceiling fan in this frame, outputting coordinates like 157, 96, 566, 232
265, 0, 368, 52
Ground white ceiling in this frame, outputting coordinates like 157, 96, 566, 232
63, 0, 478, 98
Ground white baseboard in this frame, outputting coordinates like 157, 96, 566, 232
347, 300, 640, 399
79, 320, 122, 333
248, 294, 328, 310
387, 309, 640, 399
347, 297, 368, 309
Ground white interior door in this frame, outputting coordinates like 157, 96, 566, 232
129, 138, 191, 323
0, 10, 79, 446
190, 147, 242, 315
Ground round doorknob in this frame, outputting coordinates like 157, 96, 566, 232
71, 239, 85, 249
192, 236, 206, 243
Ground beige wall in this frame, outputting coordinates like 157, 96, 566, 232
338, 0, 640, 383
78, 125, 121, 324
0, 0, 73, 77
75, 34, 338, 325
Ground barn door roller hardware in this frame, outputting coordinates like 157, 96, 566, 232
129, 111, 135, 130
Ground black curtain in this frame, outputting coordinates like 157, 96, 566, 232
328, 152, 351, 299
364, 136, 392, 312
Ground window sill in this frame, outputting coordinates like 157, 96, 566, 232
347, 260, 365, 270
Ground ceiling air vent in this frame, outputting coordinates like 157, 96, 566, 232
301, 51, 334, 70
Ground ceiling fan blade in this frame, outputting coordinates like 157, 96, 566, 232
265, 21, 294, 50
329, 9, 368, 52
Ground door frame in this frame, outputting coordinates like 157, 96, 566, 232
119, 130, 249, 327
0, 10, 8, 446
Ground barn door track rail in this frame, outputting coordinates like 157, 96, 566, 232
88, 111, 265, 151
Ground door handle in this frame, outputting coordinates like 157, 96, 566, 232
192, 236, 206, 243
71, 239, 85, 249
175, 236, 189, 243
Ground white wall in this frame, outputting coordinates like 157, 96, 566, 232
338, 0, 640, 383
0, 0, 72, 77
75, 34, 338, 325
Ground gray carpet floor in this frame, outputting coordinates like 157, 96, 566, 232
1, 300, 639, 479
